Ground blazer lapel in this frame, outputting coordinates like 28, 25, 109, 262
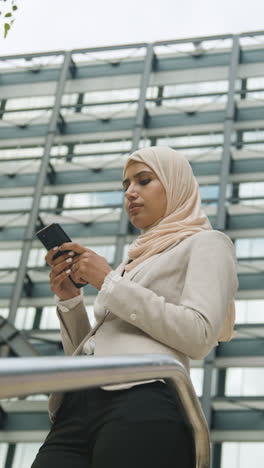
123, 242, 181, 281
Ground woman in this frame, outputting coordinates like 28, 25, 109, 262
31, 146, 238, 468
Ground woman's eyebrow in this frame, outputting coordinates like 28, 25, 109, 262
122, 170, 153, 186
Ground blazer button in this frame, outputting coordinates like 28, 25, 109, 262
130, 313, 137, 321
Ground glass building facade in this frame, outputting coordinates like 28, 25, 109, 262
0, 31, 264, 467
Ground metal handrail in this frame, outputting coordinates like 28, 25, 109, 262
0, 354, 210, 468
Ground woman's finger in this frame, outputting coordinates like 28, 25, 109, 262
71, 261, 79, 273
59, 242, 87, 255
45, 247, 60, 266
49, 257, 73, 280
45, 248, 75, 267
50, 268, 72, 291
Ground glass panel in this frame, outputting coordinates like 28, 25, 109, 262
247, 77, 264, 89
243, 142, 264, 152
241, 33, 264, 46
74, 140, 131, 155
155, 38, 233, 57
71, 153, 126, 168
3, 110, 52, 123
80, 103, 137, 118
83, 88, 139, 103
243, 131, 264, 143
239, 182, 264, 197
239, 182, 264, 206
0, 147, 43, 160
0, 159, 40, 176
12, 443, 42, 468
164, 81, 228, 97
163, 81, 228, 105
73, 47, 144, 64
225, 368, 264, 396
0, 444, 8, 468
200, 185, 219, 205
0, 250, 21, 268
0, 212, 29, 228
236, 238, 264, 257
146, 86, 158, 100
6, 96, 55, 110
0, 196, 32, 212
26, 394, 48, 401
0, 54, 63, 71
14, 307, 36, 330
50, 145, 68, 157
235, 300, 264, 324
138, 138, 151, 150
222, 442, 264, 468
27, 248, 47, 267
67, 88, 140, 116
0, 308, 9, 319
61, 93, 79, 106
64, 191, 123, 208
40, 306, 59, 329
247, 77, 264, 101
190, 368, 204, 397
163, 81, 228, 109
59, 207, 119, 222
40, 195, 58, 210
156, 133, 224, 150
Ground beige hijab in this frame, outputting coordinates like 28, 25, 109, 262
123, 146, 235, 342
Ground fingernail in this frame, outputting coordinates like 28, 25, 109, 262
66, 258, 72, 263
69, 251, 74, 256
53, 246, 59, 251
66, 269, 71, 274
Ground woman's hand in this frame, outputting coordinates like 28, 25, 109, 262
59, 242, 113, 291
45, 248, 81, 301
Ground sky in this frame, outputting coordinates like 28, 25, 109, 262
1, 0, 264, 56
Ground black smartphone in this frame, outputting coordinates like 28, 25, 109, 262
36, 223, 87, 288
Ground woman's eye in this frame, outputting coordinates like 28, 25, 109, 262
123, 179, 151, 191
140, 179, 151, 186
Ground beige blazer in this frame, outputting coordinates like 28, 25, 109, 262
48, 230, 238, 421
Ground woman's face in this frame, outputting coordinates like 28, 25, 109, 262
123, 162, 167, 230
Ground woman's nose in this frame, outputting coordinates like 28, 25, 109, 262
125, 184, 138, 199
125, 191, 136, 201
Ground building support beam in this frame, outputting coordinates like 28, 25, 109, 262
202, 36, 241, 466
114, 44, 155, 267
4, 444, 15, 468
8, 51, 73, 324
215, 34, 240, 230
0, 316, 39, 356
212, 443, 222, 468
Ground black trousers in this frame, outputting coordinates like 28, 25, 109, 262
31, 381, 195, 468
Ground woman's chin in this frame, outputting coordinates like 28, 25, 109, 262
128, 214, 152, 231
131, 221, 149, 231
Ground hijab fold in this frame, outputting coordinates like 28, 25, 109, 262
123, 146, 235, 342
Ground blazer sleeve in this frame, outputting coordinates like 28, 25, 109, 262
56, 302, 91, 355
98, 231, 238, 360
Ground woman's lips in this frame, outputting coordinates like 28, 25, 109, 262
129, 205, 143, 214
